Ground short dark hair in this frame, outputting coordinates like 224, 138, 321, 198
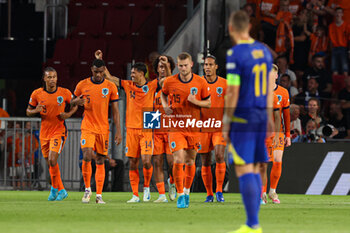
42, 67, 56, 78
92, 59, 105, 68
132, 62, 147, 75
335, 7, 343, 12
281, 73, 291, 81
153, 55, 176, 76
276, 54, 288, 62
312, 53, 324, 61
205, 55, 217, 64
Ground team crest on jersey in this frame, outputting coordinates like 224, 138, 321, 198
190, 87, 198, 95
102, 88, 109, 98
81, 139, 86, 146
125, 147, 128, 153
198, 143, 202, 151
142, 85, 149, 93
216, 87, 223, 97
171, 141, 176, 149
57, 96, 64, 105
277, 95, 282, 104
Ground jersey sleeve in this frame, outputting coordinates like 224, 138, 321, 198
65, 89, 73, 104
273, 94, 280, 111
282, 90, 290, 110
110, 83, 119, 102
201, 79, 210, 100
120, 79, 127, 90
162, 78, 169, 96
74, 82, 82, 97
28, 91, 38, 108
226, 48, 241, 86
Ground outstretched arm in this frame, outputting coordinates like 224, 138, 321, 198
95, 50, 120, 86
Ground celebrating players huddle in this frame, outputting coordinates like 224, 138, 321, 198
26, 10, 290, 233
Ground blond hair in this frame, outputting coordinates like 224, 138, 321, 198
229, 10, 250, 32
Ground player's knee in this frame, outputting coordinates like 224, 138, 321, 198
143, 161, 152, 169
48, 158, 57, 167
215, 153, 225, 163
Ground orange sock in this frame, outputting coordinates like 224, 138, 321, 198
262, 179, 268, 193
270, 162, 282, 190
184, 164, 196, 189
215, 162, 226, 193
129, 169, 140, 196
201, 166, 213, 196
169, 174, 174, 184
143, 166, 153, 188
49, 165, 58, 189
95, 164, 105, 195
173, 163, 184, 194
156, 182, 165, 195
82, 160, 92, 189
56, 164, 64, 191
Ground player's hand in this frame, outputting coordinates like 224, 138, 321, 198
187, 94, 197, 105
74, 95, 86, 106
164, 106, 173, 115
109, 158, 117, 167
35, 104, 44, 113
159, 55, 168, 64
58, 112, 70, 120
266, 118, 274, 138
95, 50, 103, 59
114, 130, 122, 145
284, 137, 291, 147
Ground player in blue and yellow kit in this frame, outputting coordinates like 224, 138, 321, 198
223, 11, 275, 233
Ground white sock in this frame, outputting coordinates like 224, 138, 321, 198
183, 188, 190, 195
85, 187, 91, 192
159, 194, 166, 198
177, 192, 184, 196
96, 194, 102, 198
270, 188, 276, 193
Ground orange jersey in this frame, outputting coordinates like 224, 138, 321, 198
201, 76, 226, 132
121, 79, 158, 129
29, 87, 72, 140
162, 73, 210, 133
329, 22, 350, 48
260, 0, 279, 25
310, 34, 329, 55
74, 77, 119, 134
274, 85, 290, 136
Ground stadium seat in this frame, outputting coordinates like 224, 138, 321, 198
106, 39, 133, 62
68, 0, 97, 27
131, 4, 154, 33
47, 39, 80, 65
332, 74, 346, 94
73, 9, 104, 37
103, 9, 132, 38
98, 0, 128, 8
79, 38, 107, 62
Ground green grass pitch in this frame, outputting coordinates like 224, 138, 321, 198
0, 191, 349, 233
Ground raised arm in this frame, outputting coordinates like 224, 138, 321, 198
111, 101, 122, 145
95, 50, 120, 86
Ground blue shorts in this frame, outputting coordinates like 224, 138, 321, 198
228, 121, 268, 165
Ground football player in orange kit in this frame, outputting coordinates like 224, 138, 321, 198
71, 59, 122, 204
161, 52, 211, 208
262, 64, 291, 204
27, 67, 77, 201
198, 55, 227, 202
152, 55, 177, 202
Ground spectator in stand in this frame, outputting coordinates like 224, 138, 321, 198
145, 51, 160, 81
300, 97, 325, 131
328, 101, 349, 139
243, 3, 262, 40
280, 74, 299, 98
275, 0, 294, 64
291, 9, 312, 76
306, 0, 327, 33
325, 0, 350, 24
289, 0, 303, 16
294, 78, 321, 110
338, 75, 350, 130
302, 54, 332, 97
260, 0, 280, 49
298, 119, 326, 143
329, 7, 350, 77
276, 55, 298, 88
290, 104, 303, 142
304, 25, 329, 66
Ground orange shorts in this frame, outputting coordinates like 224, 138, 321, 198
153, 133, 171, 155
126, 128, 153, 158
265, 132, 285, 162
198, 132, 227, 154
41, 135, 66, 158
168, 132, 200, 153
81, 130, 109, 156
